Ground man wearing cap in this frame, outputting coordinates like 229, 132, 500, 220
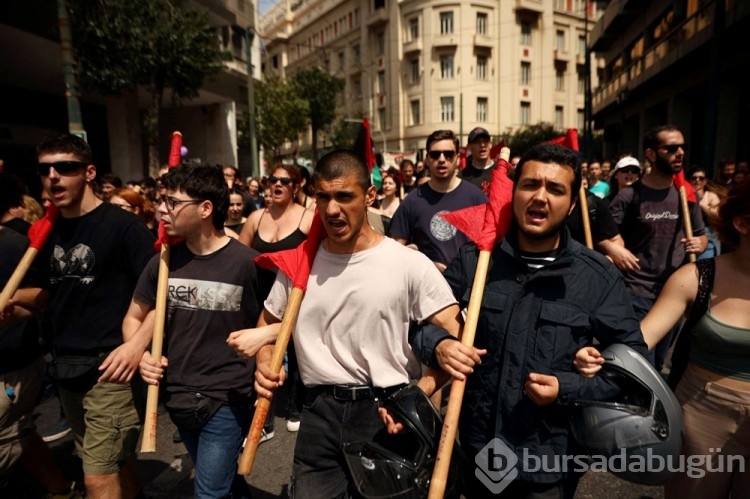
460, 127, 495, 194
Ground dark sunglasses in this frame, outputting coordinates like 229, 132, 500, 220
619, 167, 640, 174
658, 144, 688, 154
37, 161, 87, 176
691, 175, 706, 181
427, 150, 457, 160
268, 175, 293, 186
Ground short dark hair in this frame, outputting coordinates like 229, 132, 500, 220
643, 124, 683, 152
161, 164, 228, 230
313, 149, 370, 192
514, 143, 582, 200
425, 130, 460, 152
37, 133, 93, 165
100, 173, 123, 188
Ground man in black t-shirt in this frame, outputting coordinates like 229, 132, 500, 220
37, 134, 155, 499
459, 126, 496, 194
135, 164, 262, 498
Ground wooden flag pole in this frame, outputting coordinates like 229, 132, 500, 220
679, 186, 696, 263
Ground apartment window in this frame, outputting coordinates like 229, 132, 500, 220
409, 18, 419, 40
440, 12, 454, 34
440, 55, 454, 79
441, 97, 455, 122
338, 52, 345, 70
556, 30, 565, 52
521, 62, 531, 85
476, 56, 487, 80
577, 108, 585, 130
352, 77, 362, 99
377, 32, 385, 55
555, 106, 564, 128
477, 97, 488, 122
352, 44, 360, 64
379, 108, 386, 130
477, 12, 488, 35
410, 99, 421, 125
272, 55, 279, 69
578, 35, 586, 57
411, 59, 420, 84
555, 68, 565, 91
521, 21, 531, 45
554, 0, 566, 11
577, 71, 585, 94
378, 71, 386, 93
520, 102, 531, 125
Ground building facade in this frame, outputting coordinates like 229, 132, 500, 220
260, 0, 603, 157
0, 0, 261, 182
590, 0, 750, 173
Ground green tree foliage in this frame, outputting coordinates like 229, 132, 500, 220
329, 114, 365, 149
67, 0, 227, 173
291, 67, 344, 162
244, 76, 309, 160
501, 123, 567, 158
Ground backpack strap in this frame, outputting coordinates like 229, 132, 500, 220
667, 258, 715, 389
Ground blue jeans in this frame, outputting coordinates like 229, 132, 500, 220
178, 404, 251, 499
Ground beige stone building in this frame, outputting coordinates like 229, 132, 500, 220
260, 0, 602, 156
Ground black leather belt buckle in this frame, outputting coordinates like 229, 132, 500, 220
333, 385, 373, 401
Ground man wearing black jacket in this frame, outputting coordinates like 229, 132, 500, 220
411, 143, 646, 498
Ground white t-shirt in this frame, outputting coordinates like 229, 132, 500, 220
265, 237, 457, 387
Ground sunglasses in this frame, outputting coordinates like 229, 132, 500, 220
619, 167, 640, 174
268, 175, 293, 186
691, 175, 706, 181
37, 161, 87, 176
658, 144, 688, 154
427, 150, 457, 160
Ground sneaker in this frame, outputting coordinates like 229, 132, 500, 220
41, 417, 72, 443
286, 419, 300, 432
259, 429, 275, 444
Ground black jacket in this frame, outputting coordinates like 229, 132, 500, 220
412, 226, 646, 484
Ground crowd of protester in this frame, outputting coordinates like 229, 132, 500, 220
0, 127, 748, 499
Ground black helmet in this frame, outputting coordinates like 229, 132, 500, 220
569, 343, 683, 485
342, 385, 465, 498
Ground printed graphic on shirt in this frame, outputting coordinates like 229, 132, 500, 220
168, 278, 242, 312
430, 210, 457, 242
51, 244, 95, 284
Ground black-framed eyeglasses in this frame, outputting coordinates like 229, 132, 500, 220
268, 175, 293, 186
37, 161, 87, 176
658, 144, 688, 154
427, 150, 457, 160
161, 195, 202, 211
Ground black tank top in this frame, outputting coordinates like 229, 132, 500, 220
251, 209, 308, 253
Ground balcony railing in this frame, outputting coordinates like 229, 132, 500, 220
592, 5, 713, 112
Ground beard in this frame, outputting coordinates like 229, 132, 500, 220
517, 216, 567, 242
653, 155, 681, 175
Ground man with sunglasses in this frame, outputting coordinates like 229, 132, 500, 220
609, 124, 707, 371
390, 129, 487, 272
36, 133, 155, 499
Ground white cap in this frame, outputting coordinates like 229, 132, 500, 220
614, 156, 641, 172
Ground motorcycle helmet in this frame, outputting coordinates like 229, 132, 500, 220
569, 343, 683, 485
342, 384, 465, 498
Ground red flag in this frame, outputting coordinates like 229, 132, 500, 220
441, 157, 514, 250
673, 169, 697, 202
489, 140, 507, 161
255, 211, 326, 291
27, 203, 59, 250
547, 129, 579, 152
353, 118, 376, 173
459, 147, 468, 170
155, 132, 185, 251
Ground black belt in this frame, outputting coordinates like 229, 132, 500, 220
308, 383, 408, 402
